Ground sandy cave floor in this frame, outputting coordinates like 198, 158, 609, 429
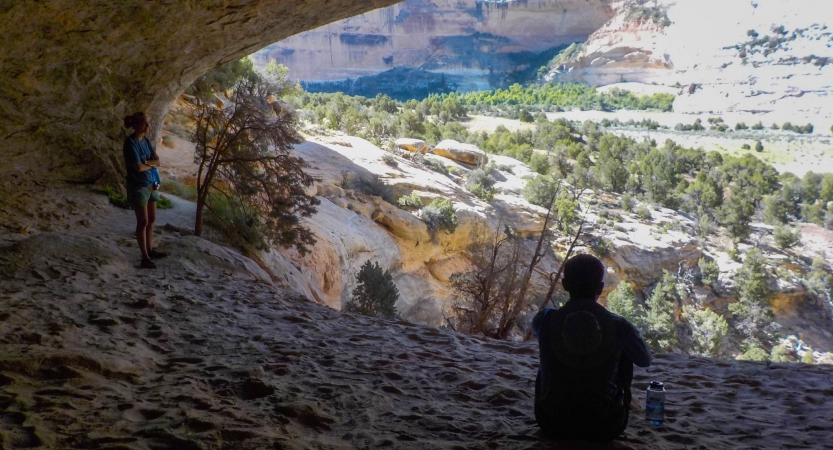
0, 181, 832, 450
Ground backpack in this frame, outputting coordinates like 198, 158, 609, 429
549, 300, 617, 371
550, 301, 628, 418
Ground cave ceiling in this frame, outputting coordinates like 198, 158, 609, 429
0, 0, 400, 185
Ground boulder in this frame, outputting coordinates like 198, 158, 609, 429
432, 140, 488, 166
395, 138, 429, 154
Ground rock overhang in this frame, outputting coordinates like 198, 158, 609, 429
0, 0, 400, 186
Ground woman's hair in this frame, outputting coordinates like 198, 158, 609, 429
123, 112, 146, 129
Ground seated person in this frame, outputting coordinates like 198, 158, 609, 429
532, 254, 651, 442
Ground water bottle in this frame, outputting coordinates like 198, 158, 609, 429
645, 381, 666, 426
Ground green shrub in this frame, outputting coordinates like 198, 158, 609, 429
157, 195, 173, 209
344, 260, 399, 319
353, 174, 394, 203
522, 175, 559, 208
801, 348, 815, 364
205, 192, 268, 250
636, 205, 652, 220
605, 282, 646, 329
754, 141, 764, 152
468, 183, 494, 201
381, 153, 398, 167
397, 192, 423, 208
102, 186, 130, 209
620, 194, 635, 212
737, 344, 769, 361
644, 271, 680, 351
161, 134, 175, 147
589, 236, 613, 257
160, 179, 198, 202
729, 249, 775, 348
419, 198, 458, 234
528, 153, 550, 175
625, 4, 672, 27
769, 344, 792, 363
682, 305, 729, 357
518, 109, 534, 123
697, 215, 714, 237
751, 121, 764, 130
465, 168, 496, 201
698, 257, 720, 285
422, 157, 449, 175
773, 224, 801, 249
741, 143, 751, 150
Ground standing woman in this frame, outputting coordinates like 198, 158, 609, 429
123, 112, 167, 269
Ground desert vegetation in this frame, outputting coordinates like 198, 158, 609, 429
180, 59, 833, 362
187, 59, 319, 254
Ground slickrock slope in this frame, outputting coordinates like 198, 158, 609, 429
254, 0, 615, 88
1, 182, 832, 450
0, 0, 399, 188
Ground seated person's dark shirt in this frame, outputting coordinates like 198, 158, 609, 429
532, 303, 651, 440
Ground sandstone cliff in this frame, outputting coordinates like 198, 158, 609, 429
552, 0, 833, 117
251, 136, 708, 330
253, 0, 615, 90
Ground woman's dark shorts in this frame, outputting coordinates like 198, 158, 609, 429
127, 186, 160, 209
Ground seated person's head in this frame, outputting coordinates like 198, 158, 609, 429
561, 254, 605, 301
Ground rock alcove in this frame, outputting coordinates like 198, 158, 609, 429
0, 0, 400, 186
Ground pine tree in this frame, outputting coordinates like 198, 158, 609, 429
729, 249, 775, 348
682, 305, 729, 357
605, 282, 646, 330
345, 261, 399, 319
644, 271, 679, 351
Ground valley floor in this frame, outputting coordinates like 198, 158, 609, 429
464, 113, 833, 177
1, 182, 832, 449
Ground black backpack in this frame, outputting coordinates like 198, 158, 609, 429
546, 300, 632, 418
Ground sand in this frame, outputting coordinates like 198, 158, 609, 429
0, 177, 832, 449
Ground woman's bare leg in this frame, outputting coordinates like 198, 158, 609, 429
134, 204, 150, 260
146, 201, 157, 253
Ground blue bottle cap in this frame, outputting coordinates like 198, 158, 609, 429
649, 381, 664, 389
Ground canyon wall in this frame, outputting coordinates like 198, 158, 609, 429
253, 0, 615, 89
552, 0, 833, 116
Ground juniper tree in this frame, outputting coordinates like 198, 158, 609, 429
682, 305, 729, 357
605, 281, 646, 330
644, 271, 680, 351
729, 249, 776, 349
190, 64, 317, 254
345, 260, 399, 319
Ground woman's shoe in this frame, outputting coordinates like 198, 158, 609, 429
140, 258, 157, 269
148, 249, 168, 259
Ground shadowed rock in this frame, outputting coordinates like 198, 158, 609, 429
0, 0, 400, 187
